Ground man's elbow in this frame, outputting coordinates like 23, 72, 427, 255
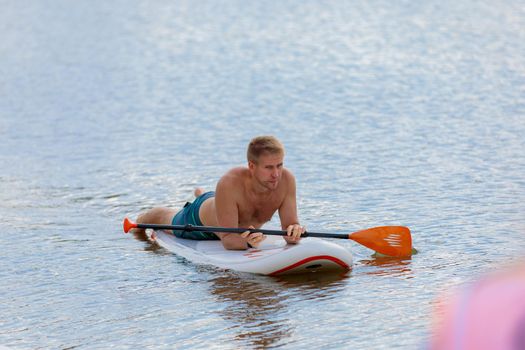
222, 241, 248, 250
220, 234, 248, 250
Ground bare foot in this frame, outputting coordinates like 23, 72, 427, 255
194, 187, 205, 197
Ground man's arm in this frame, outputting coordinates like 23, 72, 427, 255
215, 174, 263, 250
278, 171, 305, 244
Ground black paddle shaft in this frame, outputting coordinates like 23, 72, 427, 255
134, 223, 345, 239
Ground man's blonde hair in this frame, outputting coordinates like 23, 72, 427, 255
247, 136, 285, 163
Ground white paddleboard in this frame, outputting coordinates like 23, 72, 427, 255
149, 230, 353, 276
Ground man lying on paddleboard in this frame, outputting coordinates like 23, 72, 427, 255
131, 135, 305, 250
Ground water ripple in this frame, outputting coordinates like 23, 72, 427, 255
1, 0, 524, 349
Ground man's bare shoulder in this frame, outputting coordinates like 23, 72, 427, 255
217, 167, 249, 187
282, 167, 295, 179
282, 168, 296, 184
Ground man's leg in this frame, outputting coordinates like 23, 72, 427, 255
132, 207, 177, 235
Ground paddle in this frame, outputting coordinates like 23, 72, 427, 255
123, 218, 412, 257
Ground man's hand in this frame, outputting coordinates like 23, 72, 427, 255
284, 224, 306, 244
240, 226, 266, 249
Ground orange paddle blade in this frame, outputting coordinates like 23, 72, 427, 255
349, 226, 412, 257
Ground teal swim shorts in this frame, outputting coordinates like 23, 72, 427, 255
171, 191, 219, 240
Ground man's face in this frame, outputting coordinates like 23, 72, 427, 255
249, 152, 284, 191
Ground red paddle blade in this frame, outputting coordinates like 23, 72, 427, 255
123, 217, 137, 233
349, 226, 412, 257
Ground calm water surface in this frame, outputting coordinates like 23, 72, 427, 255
1, 1, 524, 349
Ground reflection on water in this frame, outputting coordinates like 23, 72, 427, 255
358, 256, 414, 278
208, 272, 349, 349
130, 229, 150, 243
210, 274, 293, 349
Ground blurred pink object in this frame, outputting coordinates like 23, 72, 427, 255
431, 264, 525, 350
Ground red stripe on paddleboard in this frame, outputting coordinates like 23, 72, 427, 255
268, 255, 350, 276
